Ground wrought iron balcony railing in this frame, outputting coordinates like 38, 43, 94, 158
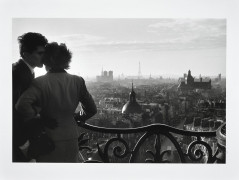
77, 122, 226, 163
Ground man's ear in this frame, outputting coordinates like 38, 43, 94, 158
23, 52, 30, 59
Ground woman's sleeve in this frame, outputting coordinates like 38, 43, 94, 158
15, 81, 42, 121
76, 77, 97, 122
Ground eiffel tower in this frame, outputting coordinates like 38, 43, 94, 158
138, 61, 142, 79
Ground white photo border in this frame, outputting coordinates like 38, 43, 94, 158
1, 0, 239, 180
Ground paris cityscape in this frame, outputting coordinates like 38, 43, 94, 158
76, 66, 226, 163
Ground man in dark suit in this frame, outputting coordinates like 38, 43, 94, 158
12, 32, 48, 162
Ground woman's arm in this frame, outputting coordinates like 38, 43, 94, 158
75, 77, 97, 123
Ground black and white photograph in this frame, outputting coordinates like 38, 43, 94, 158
1, 0, 239, 180
12, 18, 226, 164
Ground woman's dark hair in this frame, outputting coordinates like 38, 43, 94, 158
43, 42, 72, 70
18, 32, 48, 57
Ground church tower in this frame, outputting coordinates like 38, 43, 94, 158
187, 69, 194, 86
129, 82, 136, 102
122, 82, 142, 114
101, 67, 104, 76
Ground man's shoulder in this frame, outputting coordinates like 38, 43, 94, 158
12, 59, 23, 68
12, 60, 26, 79
12, 60, 28, 74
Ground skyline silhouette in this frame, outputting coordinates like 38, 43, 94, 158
12, 18, 226, 78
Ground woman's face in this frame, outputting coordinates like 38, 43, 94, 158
42, 51, 52, 71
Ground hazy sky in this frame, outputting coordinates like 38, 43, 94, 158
12, 18, 226, 78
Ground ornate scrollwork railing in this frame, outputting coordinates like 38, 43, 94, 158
77, 123, 225, 163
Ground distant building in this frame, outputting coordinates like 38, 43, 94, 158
215, 73, 222, 82
178, 70, 211, 91
96, 69, 113, 82
122, 83, 142, 114
218, 73, 221, 81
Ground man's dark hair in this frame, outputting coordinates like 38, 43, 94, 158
43, 42, 72, 70
18, 32, 48, 57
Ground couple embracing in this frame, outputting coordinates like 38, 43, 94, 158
13, 32, 97, 162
